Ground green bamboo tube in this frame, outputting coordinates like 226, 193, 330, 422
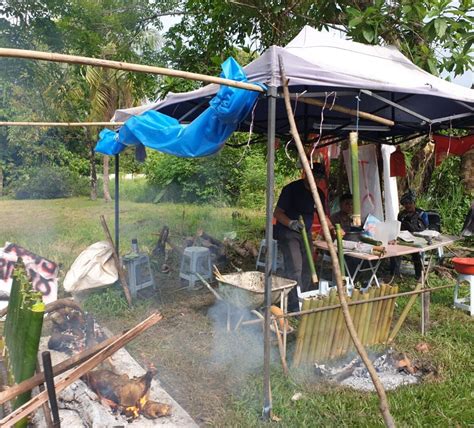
349, 132, 361, 227
318, 291, 338, 361
292, 298, 312, 367
362, 287, 377, 346
374, 285, 389, 344
335, 224, 345, 277
307, 298, 325, 364
351, 289, 366, 349
300, 298, 320, 364
382, 286, 399, 343
369, 286, 384, 346
313, 292, 333, 361
329, 297, 346, 359
299, 215, 318, 285
379, 286, 395, 343
357, 292, 369, 343
14, 297, 45, 427
306, 298, 325, 363
340, 289, 360, 355
13, 296, 33, 382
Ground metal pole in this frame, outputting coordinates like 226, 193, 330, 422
114, 154, 120, 254
262, 85, 277, 420
41, 351, 61, 427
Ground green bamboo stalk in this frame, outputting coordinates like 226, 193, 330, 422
382, 286, 398, 343
301, 298, 319, 364
369, 287, 383, 346
314, 292, 334, 361
349, 132, 361, 227
329, 300, 345, 359
340, 289, 360, 355
319, 291, 338, 360
14, 296, 45, 428
351, 290, 365, 349
379, 286, 394, 343
299, 215, 318, 285
307, 298, 324, 364
358, 291, 370, 346
374, 285, 389, 344
362, 288, 376, 346
335, 224, 345, 277
293, 298, 311, 367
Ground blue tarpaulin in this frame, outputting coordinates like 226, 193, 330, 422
95, 58, 263, 157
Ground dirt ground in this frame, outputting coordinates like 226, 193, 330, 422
102, 270, 269, 427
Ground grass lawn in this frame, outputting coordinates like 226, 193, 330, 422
1, 197, 473, 427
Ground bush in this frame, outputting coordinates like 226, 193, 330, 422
12, 166, 89, 199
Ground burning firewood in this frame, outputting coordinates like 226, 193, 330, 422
83, 368, 171, 419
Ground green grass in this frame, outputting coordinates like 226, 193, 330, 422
0, 196, 265, 271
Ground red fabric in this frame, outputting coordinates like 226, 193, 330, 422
433, 134, 474, 166
390, 148, 406, 177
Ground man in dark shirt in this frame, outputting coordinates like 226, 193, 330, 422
274, 163, 335, 312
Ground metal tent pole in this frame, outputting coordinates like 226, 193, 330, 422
262, 85, 277, 420
114, 154, 120, 254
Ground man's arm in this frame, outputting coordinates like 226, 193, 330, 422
274, 206, 292, 228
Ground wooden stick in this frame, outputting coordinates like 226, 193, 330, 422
279, 55, 395, 428
0, 121, 123, 127
0, 335, 118, 405
272, 319, 289, 376
0, 48, 264, 93
196, 273, 223, 301
0, 312, 163, 427
291, 96, 395, 127
100, 215, 133, 307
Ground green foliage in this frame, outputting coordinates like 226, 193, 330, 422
11, 166, 89, 199
418, 156, 471, 234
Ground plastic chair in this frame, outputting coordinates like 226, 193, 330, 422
256, 239, 283, 272
453, 273, 474, 316
179, 246, 212, 288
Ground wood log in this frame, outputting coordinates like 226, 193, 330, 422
0, 313, 162, 427
0, 335, 119, 405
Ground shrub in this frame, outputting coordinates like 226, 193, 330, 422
12, 166, 88, 199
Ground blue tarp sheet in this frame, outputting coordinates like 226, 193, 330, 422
95, 58, 263, 157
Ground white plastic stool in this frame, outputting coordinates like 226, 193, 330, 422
256, 239, 283, 272
453, 273, 474, 316
179, 246, 212, 288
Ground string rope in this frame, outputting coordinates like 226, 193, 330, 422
235, 99, 258, 166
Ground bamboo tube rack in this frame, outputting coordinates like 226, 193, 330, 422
293, 286, 400, 366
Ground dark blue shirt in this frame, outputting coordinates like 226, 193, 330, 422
275, 179, 326, 232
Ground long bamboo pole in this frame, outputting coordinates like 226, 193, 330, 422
350, 132, 361, 227
0, 312, 163, 427
279, 55, 395, 428
0, 121, 123, 127
291, 96, 395, 127
0, 48, 264, 93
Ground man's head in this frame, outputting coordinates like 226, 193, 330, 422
400, 190, 416, 213
311, 162, 326, 186
340, 193, 353, 215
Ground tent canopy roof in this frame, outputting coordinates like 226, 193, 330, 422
114, 26, 474, 141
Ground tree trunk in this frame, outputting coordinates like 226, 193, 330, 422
461, 148, 474, 195
103, 155, 112, 202
85, 128, 98, 201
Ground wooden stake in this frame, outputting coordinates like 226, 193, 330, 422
0, 48, 264, 93
280, 56, 395, 428
0, 313, 162, 427
0, 335, 118, 405
100, 215, 133, 307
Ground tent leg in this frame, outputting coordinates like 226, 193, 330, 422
262, 85, 277, 421
114, 154, 120, 254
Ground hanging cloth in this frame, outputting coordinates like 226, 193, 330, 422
390, 146, 406, 177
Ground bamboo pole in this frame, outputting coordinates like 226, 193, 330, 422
307, 298, 324, 364
292, 298, 311, 367
280, 55, 395, 428
339, 289, 360, 356
358, 292, 371, 346
299, 216, 318, 285
318, 291, 338, 361
329, 296, 345, 359
350, 132, 361, 227
272, 319, 289, 376
335, 224, 345, 277
374, 285, 389, 344
384, 286, 399, 342
300, 298, 319, 364
100, 215, 133, 307
0, 48, 264, 93
387, 281, 423, 343
362, 287, 376, 347
380, 286, 398, 343
0, 121, 123, 127
351, 290, 365, 350
0, 312, 163, 427
291, 96, 395, 127
313, 293, 333, 361
0, 334, 118, 405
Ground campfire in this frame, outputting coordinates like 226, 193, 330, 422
83, 369, 171, 420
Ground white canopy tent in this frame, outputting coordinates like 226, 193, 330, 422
114, 26, 474, 142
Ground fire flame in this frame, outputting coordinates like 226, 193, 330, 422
125, 394, 149, 419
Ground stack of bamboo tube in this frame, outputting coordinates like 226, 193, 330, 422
293, 285, 398, 367
3, 259, 45, 427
